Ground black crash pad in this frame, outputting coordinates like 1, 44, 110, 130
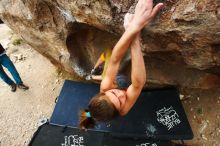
29, 123, 104, 146
102, 134, 173, 146
50, 80, 193, 140
29, 123, 172, 146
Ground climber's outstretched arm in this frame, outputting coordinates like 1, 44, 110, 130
100, 0, 163, 93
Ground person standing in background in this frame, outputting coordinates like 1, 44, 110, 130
0, 43, 29, 92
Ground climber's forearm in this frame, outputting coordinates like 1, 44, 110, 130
130, 34, 146, 88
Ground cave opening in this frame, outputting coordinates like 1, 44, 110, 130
66, 23, 119, 77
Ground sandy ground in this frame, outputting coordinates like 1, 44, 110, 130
180, 89, 220, 146
0, 24, 63, 146
0, 24, 219, 146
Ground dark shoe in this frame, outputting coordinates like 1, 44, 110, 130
10, 83, 17, 92
17, 84, 29, 90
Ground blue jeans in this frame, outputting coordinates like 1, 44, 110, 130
0, 54, 23, 85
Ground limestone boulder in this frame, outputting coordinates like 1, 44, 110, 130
0, 0, 219, 89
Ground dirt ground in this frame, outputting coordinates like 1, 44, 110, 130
0, 24, 219, 146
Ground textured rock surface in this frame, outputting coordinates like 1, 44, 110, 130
0, 0, 219, 89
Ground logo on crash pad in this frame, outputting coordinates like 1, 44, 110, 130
156, 106, 181, 130
61, 135, 84, 146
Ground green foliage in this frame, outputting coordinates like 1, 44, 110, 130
196, 107, 203, 115
12, 39, 23, 46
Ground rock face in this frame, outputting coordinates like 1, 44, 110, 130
0, 0, 219, 89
